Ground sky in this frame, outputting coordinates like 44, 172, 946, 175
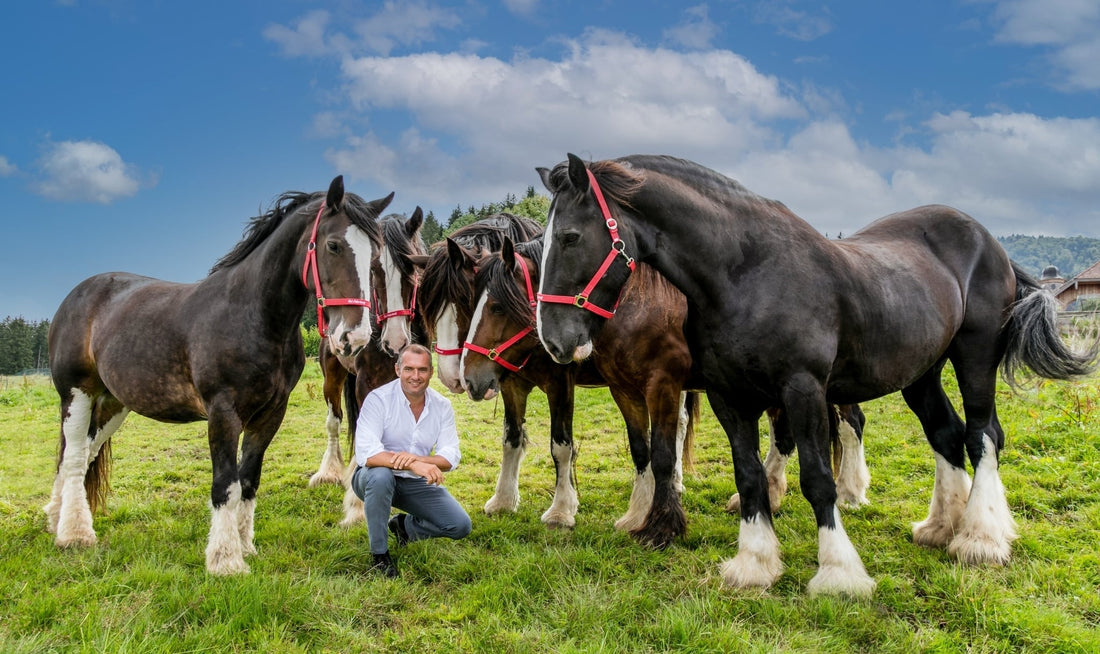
3, 0, 1099, 321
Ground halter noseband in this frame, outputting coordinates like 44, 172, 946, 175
374, 273, 418, 325
463, 253, 536, 373
301, 201, 372, 338
537, 168, 636, 319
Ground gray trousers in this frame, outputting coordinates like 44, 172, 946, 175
351, 466, 472, 554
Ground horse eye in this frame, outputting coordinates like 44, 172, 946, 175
489, 303, 505, 316
561, 232, 580, 247
326, 241, 341, 254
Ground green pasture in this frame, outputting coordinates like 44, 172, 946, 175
1, 364, 1098, 653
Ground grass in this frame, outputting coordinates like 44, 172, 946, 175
1, 365, 1099, 652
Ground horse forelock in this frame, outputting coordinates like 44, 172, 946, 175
476, 250, 538, 328
380, 213, 425, 279
546, 158, 644, 212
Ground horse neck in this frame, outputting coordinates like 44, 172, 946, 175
218, 210, 311, 333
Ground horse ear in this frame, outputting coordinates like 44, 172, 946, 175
326, 175, 345, 212
566, 153, 589, 193
407, 207, 424, 236
501, 236, 516, 269
536, 167, 552, 193
446, 237, 465, 270
365, 191, 395, 218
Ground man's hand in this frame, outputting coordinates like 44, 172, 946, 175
409, 460, 444, 485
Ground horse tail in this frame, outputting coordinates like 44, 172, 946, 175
343, 372, 359, 455
85, 440, 112, 513
1002, 262, 1098, 387
681, 391, 700, 473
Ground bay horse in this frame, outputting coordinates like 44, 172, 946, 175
463, 236, 869, 536
45, 176, 390, 575
534, 154, 1097, 596
309, 210, 427, 488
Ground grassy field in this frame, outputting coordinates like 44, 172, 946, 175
1, 364, 1098, 653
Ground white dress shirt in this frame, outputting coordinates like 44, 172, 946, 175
353, 378, 461, 477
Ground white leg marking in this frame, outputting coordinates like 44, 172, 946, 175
206, 481, 249, 575
913, 452, 971, 548
720, 513, 783, 589
339, 463, 365, 526
726, 438, 788, 514
673, 393, 687, 494
615, 466, 654, 532
54, 389, 97, 548
485, 438, 525, 514
237, 498, 257, 556
835, 420, 870, 509
807, 508, 876, 596
541, 440, 578, 528
948, 434, 1017, 565
309, 403, 345, 487
435, 304, 465, 393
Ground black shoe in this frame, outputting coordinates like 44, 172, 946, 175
371, 552, 398, 578
388, 513, 409, 547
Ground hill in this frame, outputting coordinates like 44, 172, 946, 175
997, 235, 1100, 279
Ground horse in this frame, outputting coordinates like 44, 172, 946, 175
308, 210, 427, 489
534, 153, 1097, 596
463, 235, 869, 537
44, 176, 390, 575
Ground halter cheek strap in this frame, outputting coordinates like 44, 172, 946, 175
301, 201, 372, 338
536, 168, 636, 319
463, 253, 537, 372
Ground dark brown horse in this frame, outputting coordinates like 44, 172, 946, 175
535, 153, 1097, 595
45, 176, 389, 574
463, 234, 700, 534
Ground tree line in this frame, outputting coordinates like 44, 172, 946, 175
0, 316, 50, 376
998, 235, 1100, 280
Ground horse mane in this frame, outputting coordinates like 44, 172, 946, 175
476, 236, 545, 328
544, 159, 646, 211
418, 213, 544, 330
210, 191, 382, 274
380, 213, 427, 280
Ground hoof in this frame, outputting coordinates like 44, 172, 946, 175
720, 553, 782, 589
484, 493, 520, 516
541, 509, 576, 529
948, 532, 1013, 566
308, 470, 345, 487
912, 517, 955, 549
807, 564, 876, 597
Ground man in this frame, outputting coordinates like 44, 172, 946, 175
351, 343, 472, 577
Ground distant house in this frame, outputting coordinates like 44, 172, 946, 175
1052, 260, 1100, 311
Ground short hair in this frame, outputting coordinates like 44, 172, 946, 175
396, 343, 432, 369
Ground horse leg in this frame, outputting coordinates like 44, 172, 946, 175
703, 393, 780, 588
484, 378, 533, 515
540, 372, 578, 528
310, 361, 348, 487
947, 354, 1016, 565
205, 410, 248, 575
51, 389, 128, 546
902, 364, 971, 549
632, 383, 689, 548
608, 387, 653, 533
236, 407, 288, 558
783, 376, 874, 596
834, 404, 870, 509
727, 408, 791, 515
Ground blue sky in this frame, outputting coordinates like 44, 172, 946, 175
3, 0, 1099, 321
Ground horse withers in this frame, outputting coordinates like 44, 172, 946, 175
45, 176, 390, 575
535, 153, 1097, 596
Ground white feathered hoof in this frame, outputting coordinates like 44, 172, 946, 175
806, 563, 876, 597
948, 528, 1015, 566
484, 492, 520, 515
912, 516, 955, 549
720, 517, 783, 589
724, 493, 741, 514
308, 467, 345, 487
206, 542, 250, 576
541, 507, 576, 529
55, 528, 97, 549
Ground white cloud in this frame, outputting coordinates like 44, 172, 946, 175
988, 0, 1100, 90
0, 155, 16, 177
353, 0, 462, 55
751, 1, 833, 41
34, 139, 142, 204
264, 10, 335, 57
503, 0, 539, 17
664, 5, 720, 50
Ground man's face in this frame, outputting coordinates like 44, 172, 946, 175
397, 350, 433, 397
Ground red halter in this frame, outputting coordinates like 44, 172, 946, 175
537, 168, 636, 319
374, 274, 418, 325
463, 253, 537, 372
301, 201, 372, 338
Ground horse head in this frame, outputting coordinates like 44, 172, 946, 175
462, 236, 540, 401
374, 207, 427, 356
306, 175, 392, 358
536, 153, 639, 364
419, 236, 481, 393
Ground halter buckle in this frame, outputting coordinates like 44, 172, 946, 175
574, 294, 588, 308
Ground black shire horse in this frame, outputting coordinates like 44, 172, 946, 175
45, 176, 390, 575
534, 154, 1097, 596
